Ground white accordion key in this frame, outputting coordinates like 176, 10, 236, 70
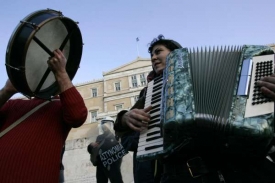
139, 128, 161, 140
137, 139, 164, 157
138, 137, 163, 147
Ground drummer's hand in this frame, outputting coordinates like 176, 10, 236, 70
256, 74, 275, 101
48, 49, 73, 93
47, 49, 67, 75
122, 106, 152, 132
2, 79, 18, 95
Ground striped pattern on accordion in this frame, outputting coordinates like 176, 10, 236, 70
137, 45, 274, 161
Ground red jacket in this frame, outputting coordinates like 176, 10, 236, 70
0, 87, 87, 183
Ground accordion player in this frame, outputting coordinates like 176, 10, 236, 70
137, 45, 275, 161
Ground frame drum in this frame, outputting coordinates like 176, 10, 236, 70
5, 9, 83, 99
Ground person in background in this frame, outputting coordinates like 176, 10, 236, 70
88, 118, 126, 183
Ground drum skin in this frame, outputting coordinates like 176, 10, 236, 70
5, 9, 83, 99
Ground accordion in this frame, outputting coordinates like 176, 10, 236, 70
137, 45, 275, 161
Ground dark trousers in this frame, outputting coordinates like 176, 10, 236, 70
133, 156, 155, 183
96, 158, 123, 183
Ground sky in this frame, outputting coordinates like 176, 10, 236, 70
1, 0, 275, 95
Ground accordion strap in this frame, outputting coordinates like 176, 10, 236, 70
0, 99, 59, 138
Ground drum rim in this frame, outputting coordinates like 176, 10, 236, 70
6, 10, 63, 98
6, 9, 61, 55
6, 9, 83, 99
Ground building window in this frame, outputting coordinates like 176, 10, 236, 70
91, 88, 97, 97
140, 73, 146, 86
90, 111, 97, 123
115, 104, 123, 111
115, 82, 121, 91
131, 75, 138, 88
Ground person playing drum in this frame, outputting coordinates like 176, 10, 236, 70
0, 49, 87, 182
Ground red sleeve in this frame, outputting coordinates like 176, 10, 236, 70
59, 87, 88, 128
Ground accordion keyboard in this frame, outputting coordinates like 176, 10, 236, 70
137, 75, 164, 157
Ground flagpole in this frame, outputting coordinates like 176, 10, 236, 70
136, 37, 140, 57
